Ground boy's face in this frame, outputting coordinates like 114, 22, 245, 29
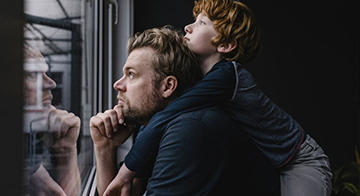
184, 12, 219, 58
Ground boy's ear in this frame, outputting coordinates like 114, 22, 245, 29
217, 40, 237, 54
161, 76, 178, 99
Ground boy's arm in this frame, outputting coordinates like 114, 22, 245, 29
125, 61, 237, 172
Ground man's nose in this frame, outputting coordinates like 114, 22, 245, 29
43, 73, 56, 90
113, 75, 126, 92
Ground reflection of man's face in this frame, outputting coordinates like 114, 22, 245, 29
113, 47, 167, 125
24, 63, 56, 107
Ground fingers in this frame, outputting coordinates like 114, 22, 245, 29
103, 176, 131, 196
104, 109, 120, 133
114, 105, 125, 125
90, 116, 106, 137
90, 109, 121, 138
48, 109, 81, 139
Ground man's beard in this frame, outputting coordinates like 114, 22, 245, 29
121, 90, 165, 126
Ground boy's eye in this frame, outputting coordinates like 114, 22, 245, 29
200, 20, 205, 25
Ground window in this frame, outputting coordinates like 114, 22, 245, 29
22, 0, 133, 195
22, 0, 93, 195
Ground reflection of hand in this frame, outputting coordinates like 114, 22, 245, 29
43, 106, 80, 153
41, 106, 81, 196
30, 165, 67, 196
90, 105, 133, 149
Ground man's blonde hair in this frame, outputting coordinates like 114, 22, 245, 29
193, 0, 261, 65
127, 26, 202, 96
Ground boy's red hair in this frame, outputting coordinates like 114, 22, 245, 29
193, 0, 261, 65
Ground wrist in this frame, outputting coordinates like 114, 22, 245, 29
48, 145, 77, 155
94, 144, 117, 164
94, 141, 117, 152
118, 163, 136, 182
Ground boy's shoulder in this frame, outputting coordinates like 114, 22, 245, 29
212, 60, 244, 71
214, 60, 237, 67
216, 60, 257, 90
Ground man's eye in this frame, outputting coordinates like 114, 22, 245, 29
25, 72, 38, 81
200, 21, 205, 25
28, 72, 37, 77
129, 72, 134, 79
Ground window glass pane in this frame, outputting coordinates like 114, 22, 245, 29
22, 0, 93, 195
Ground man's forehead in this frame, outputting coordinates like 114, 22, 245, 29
124, 47, 156, 70
24, 57, 49, 72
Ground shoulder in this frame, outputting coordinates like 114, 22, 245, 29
162, 107, 241, 143
168, 107, 235, 130
209, 60, 235, 74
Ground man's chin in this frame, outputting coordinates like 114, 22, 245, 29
123, 115, 146, 126
43, 104, 54, 110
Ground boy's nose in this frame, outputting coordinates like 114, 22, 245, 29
184, 24, 192, 34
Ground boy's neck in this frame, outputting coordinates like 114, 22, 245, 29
198, 54, 223, 76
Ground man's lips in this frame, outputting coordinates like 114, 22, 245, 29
42, 95, 52, 105
117, 97, 125, 106
42, 99, 52, 106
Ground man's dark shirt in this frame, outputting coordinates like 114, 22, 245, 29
144, 106, 280, 196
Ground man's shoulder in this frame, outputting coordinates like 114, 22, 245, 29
173, 106, 229, 123
165, 106, 239, 135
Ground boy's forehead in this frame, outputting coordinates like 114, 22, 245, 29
198, 12, 210, 19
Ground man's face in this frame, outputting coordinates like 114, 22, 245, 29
113, 47, 167, 125
24, 63, 56, 107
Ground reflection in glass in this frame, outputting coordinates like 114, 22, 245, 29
23, 44, 81, 196
23, 0, 93, 195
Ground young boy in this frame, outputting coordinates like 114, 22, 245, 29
107, 0, 332, 195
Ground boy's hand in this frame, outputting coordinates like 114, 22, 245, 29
103, 164, 136, 196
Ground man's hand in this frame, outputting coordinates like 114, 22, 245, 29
41, 106, 81, 195
43, 106, 80, 153
30, 165, 67, 196
90, 105, 133, 149
90, 105, 134, 195
103, 164, 136, 196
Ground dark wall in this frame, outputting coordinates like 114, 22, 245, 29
134, 0, 195, 32
242, 0, 359, 170
134, 0, 359, 170
0, 0, 24, 195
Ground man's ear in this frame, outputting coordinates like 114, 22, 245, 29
161, 76, 178, 99
217, 40, 237, 54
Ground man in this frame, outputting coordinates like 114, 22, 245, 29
90, 26, 280, 195
23, 44, 81, 196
